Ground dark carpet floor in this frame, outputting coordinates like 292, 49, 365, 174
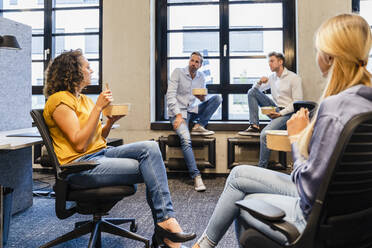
6, 172, 238, 248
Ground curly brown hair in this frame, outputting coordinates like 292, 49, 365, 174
43, 49, 84, 97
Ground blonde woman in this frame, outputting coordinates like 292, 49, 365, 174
193, 13, 372, 248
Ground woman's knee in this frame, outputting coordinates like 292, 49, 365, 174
229, 165, 247, 179
227, 165, 248, 186
142, 140, 161, 154
227, 165, 264, 190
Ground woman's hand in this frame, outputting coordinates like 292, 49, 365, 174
95, 90, 113, 111
101, 115, 125, 138
106, 115, 125, 124
287, 108, 310, 136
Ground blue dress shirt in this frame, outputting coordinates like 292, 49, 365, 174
291, 84, 372, 218
166, 66, 205, 118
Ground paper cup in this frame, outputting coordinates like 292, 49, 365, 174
261, 106, 276, 115
192, 88, 208, 96
102, 103, 130, 116
266, 130, 291, 152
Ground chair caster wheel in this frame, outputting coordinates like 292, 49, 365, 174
130, 222, 138, 232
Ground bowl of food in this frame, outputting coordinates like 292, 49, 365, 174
102, 103, 130, 117
265, 130, 291, 152
192, 88, 208, 96
261, 106, 276, 115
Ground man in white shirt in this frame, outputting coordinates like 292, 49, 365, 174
239, 52, 303, 168
167, 51, 222, 191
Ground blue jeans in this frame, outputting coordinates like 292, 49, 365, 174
67, 141, 175, 224
170, 95, 222, 178
259, 114, 292, 167
247, 87, 292, 167
202, 165, 306, 246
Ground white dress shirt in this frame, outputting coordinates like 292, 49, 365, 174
254, 67, 303, 115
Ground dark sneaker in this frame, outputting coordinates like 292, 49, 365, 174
238, 125, 260, 136
191, 125, 215, 136
267, 161, 286, 170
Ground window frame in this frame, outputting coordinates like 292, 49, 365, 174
354, 0, 372, 74
0, 0, 103, 104
155, 0, 296, 122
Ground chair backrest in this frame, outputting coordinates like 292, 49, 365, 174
308, 111, 372, 247
293, 101, 317, 118
30, 109, 62, 177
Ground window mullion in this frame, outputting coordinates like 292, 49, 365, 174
282, 0, 296, 72
44, 0, 52, 69
98, 0, 103, 90
156, 0, 168, 121
220, 0, 229, 121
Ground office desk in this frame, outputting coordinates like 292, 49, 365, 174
0, 127, 42, 214
0, 126, 120, 214
0, 127, 42, 150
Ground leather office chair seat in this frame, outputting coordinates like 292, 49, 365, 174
64, 185, 136, 215
31, 109, 150, 248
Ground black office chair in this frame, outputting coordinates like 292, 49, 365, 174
236, 111, 372, 248
30, 109, 150, 248
293, 100, 317, 119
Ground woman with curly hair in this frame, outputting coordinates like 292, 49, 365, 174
43, 49, 195, 248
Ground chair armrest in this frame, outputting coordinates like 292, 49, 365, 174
236, 199, 301, 243
236, 198, 286, 221
58, 161, 99, 178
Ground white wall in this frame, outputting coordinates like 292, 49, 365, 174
103, 0, 352, 174
297, 0, 352, 101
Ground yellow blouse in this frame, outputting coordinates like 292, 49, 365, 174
43, 91, 107, 165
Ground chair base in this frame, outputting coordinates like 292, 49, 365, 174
40, 216, 150, 248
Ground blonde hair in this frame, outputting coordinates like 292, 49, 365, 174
297, 14, 372, 158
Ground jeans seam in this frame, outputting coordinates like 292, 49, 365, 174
146, 149, 169, 223
230, 172, 293, 197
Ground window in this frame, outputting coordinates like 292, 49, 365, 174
156, 0, 296, 121
85, 28, 99, 54
182, 26, 263, 53
0, 0, 102, 109
354, 0, 372, 74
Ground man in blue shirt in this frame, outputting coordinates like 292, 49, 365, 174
167, 51, 222, 192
